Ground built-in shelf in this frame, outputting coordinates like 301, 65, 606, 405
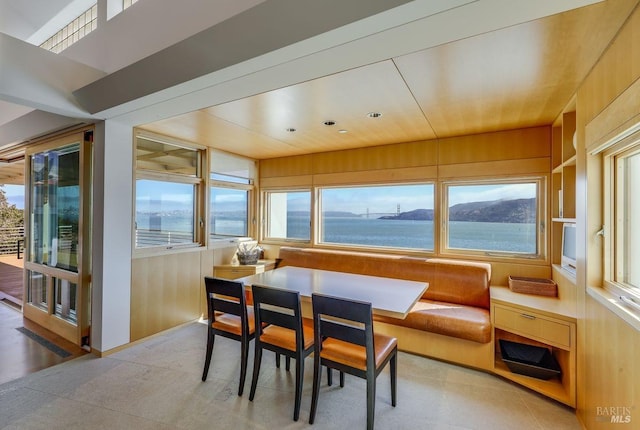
491, 286, 576, 407
552, 155, 577, 173
551, 108, 577, 262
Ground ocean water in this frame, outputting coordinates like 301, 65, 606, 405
290, 216, 536, 253
136, 214, 537, 253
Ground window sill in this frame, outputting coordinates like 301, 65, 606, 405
587, 286, 640, 333
133, 244, 204, 259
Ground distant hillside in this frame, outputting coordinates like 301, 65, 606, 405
450, 198, 535, 223
380, 198, 535, 223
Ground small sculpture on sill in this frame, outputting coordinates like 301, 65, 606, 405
236, 241, 261, 265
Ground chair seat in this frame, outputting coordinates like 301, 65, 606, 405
259, 318, 313, 351
212, 306, 256, 336
320, 333, 397, 371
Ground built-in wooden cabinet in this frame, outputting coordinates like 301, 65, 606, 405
213, 260, 276, 280
491, 286, 577, 407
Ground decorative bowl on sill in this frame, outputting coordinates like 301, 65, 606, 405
237, 250, 260, 265
237, 241, 261, 265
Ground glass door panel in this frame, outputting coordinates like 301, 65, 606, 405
23, 131, 91, 347
26, 269, 48, 311
29, 143, 80, 272
54, 278, 77, 323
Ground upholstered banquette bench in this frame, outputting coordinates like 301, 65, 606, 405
277, 246, 494, 370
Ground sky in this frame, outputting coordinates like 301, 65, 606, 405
0, 184, 25, 209
1, 181, 537, 214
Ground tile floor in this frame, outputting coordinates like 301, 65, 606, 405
0, 321, 582, 429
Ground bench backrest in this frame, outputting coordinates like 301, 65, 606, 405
277, 247, 491, 309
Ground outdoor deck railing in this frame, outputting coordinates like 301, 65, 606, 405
0, 227, 25, 256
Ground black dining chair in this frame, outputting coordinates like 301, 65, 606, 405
248, 284, 314, 421
201, 276, 255, 396
309, 293, 398, 430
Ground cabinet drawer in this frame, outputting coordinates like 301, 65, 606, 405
494, 305, 571, 348
214, 267, 258, 279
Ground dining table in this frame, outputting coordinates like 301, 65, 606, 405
238, 265, 428, 319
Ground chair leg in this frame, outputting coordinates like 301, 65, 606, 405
276, 353, 280, 368
366, 377, 376, 430
286, 356, 291, 371
238, 337, 249, 396
327, 367, 332, 386
309, 355, 322, 424
390, 351, 397, 407
249, 344, 263, 401
339, 371, 345, 388
201, 330, 215, 381
293, 356, 304, 421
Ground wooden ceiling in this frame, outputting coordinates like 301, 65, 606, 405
140, 0, 638, 160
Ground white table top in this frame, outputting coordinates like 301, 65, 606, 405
238, 266, 428, 319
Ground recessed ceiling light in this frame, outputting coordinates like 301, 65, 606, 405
286, 128, 296, 132
323, 120, 336, 126
338, 129, 348, 134
366, 112, 382, 118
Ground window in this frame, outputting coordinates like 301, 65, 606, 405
135, 134, 202, 249
210, 150, 255, 242
263, 190, 311, 241
604, 136, 640, 293
210, 176, 249, 238
444, 180, 542, 257
318, 184, 434, 250
29, 143, 81, 272
40, 3, 97, 53
135, 180, 197, 247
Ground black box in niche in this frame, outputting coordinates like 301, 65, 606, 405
499, 339, 561, 380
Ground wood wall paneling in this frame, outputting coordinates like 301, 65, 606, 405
585, 77, 640, 152
437, 127, 551, 165
438, 158, 550, 179
259, 175, 313, 189
131, 252, 202, 341
579, 1, 640, 127
311, 140, 438, 174
576, 2, 640, 426
313, 166, 438, 186
260, 154, 314, 178
581, 295, 639, 429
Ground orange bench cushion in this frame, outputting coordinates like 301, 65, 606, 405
374, 299, 491, 343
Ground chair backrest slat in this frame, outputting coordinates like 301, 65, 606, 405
213, 296, 242, 316
259, 307, 298, 330
252, 284, 302, 332
204, 277, 247, 326
312, 293, 375, 364
320, 319, 366, 346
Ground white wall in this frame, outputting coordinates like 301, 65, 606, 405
91, 120, 133, 352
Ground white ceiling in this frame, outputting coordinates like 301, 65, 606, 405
0, 0, 637, 174
0, 0, 76, 41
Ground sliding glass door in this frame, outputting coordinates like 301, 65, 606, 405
23, 130, 92, 347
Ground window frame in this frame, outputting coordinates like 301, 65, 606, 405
209, 177, 253, 243
441, 177, 546, 261
133, 133, 205, 254
261, 188, 313, 244
602, 132, 640, 303
315, 182, 436, 252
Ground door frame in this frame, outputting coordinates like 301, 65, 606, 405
22, 127, 93, 347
